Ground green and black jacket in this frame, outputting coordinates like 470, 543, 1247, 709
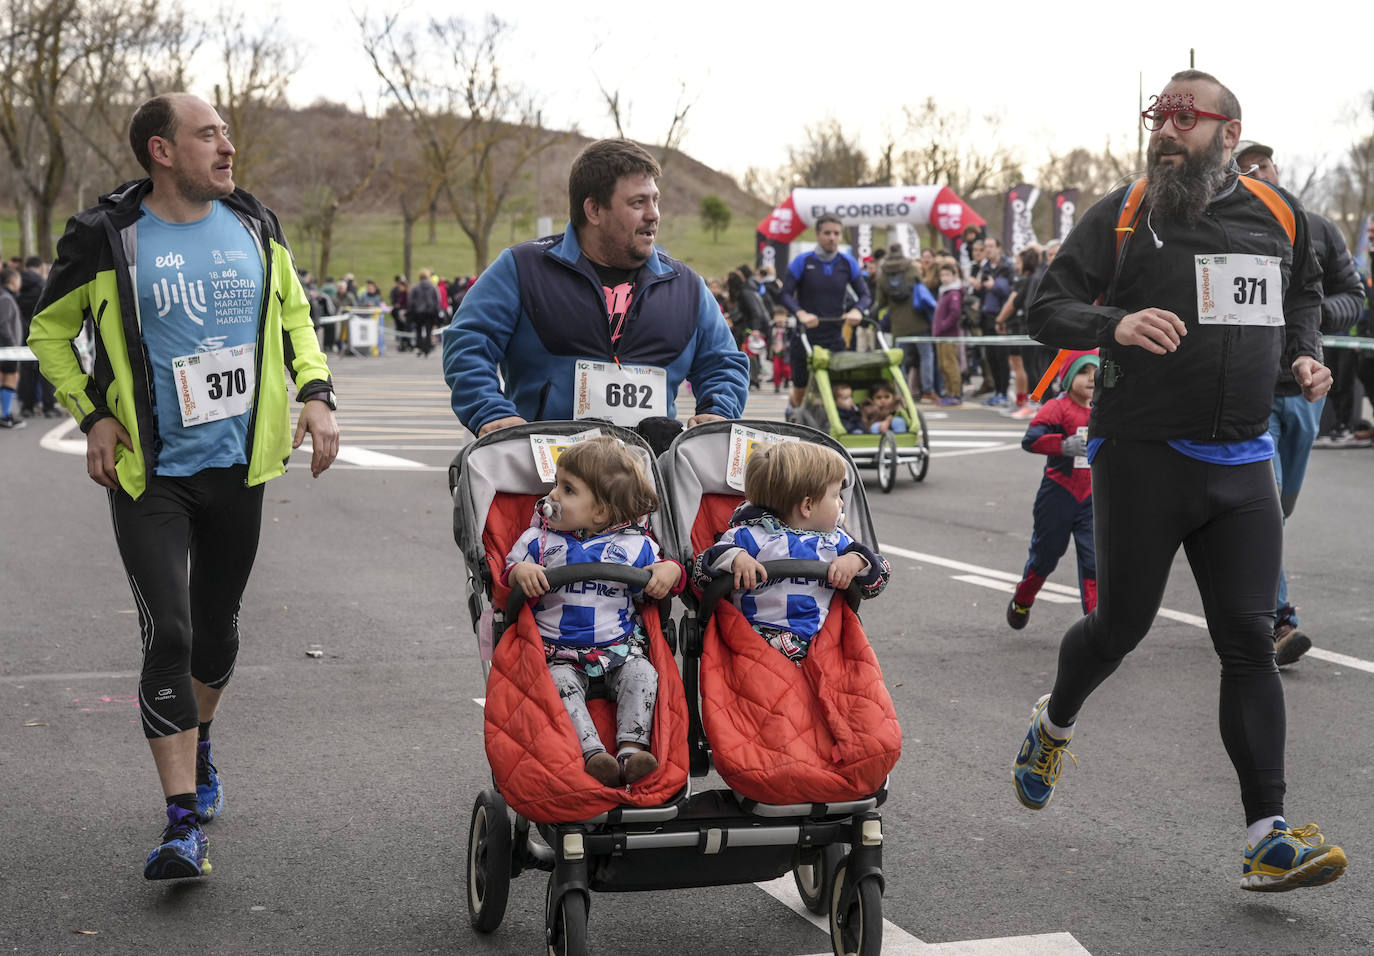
28, 179, 333, 499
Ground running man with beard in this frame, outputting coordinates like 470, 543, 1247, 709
1010, 70, 1347, 892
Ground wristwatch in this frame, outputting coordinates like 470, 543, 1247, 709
305, 389, 337, 411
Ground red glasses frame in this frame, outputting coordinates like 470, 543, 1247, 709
1141, 108, 1234, 132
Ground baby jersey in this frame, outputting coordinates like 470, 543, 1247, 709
709, 520, 856, 637
505, 524, 661, 648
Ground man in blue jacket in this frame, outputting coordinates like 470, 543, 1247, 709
442, 139, 749, 436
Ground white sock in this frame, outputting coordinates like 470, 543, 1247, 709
1039, 710, 1075, 740
1247, 816, 1286, 848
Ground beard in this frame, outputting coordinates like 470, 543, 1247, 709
173, 165, 234, 205
1145, 125, 1228, 226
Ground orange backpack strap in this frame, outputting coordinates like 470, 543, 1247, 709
1114, 178, 1149, 255
1236, 176, 1297, 244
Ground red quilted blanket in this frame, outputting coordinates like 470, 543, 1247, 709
483, 601, 689, 823
701, 595, 901, 804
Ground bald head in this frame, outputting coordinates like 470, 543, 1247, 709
129, 93, 206, 173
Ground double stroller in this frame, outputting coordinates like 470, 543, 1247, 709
449, 419, 901, 956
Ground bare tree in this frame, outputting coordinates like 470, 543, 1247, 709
362, 13, 568, 270
209, 7, 297, 192
783, 119, 870, 189
594, 70, 694, 175
0, 0, 185, 258
894, 98, 1017, 199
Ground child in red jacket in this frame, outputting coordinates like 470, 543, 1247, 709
1007, 351, 1098, 629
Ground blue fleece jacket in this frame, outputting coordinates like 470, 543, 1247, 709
441, 225, 749, 432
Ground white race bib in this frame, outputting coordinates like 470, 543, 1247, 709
529, 428, 602, 483
725, 423, 802, 491
572, 360, 667, 426
1074, 426, 1089, 470
1195, 254, 1283, 326
171, 344, 256, 427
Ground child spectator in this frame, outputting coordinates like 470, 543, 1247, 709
832, 384, 866, 434
692, 441, 890, 663
504, 436, 684, 786
862, 383, 908, 434
1007, 351, 1099, 630
769, 306, 792, 393
932, 260, 964, 406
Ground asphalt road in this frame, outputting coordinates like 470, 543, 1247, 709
2, 350, 1371, 956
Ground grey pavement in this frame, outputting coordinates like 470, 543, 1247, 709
2, 349, 1371, 955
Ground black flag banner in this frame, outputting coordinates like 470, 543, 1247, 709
1003, 183, 1040, 254
1053, 189, 1080, 240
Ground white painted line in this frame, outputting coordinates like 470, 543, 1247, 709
1305, 647, 1374, 675
951, 575, 1080, 604
930, 440, 1007, 450
921, 933, 1092, 955
930, 443, 1022, 459
882, 543, 1374, 675
40, 416, 85, 455
929, 430, 1027, 439
332, 446, 427, 468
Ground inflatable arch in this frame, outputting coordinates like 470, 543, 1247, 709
756, 185, 985, 270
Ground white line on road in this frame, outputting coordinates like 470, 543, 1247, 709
882, 543, 1374, 675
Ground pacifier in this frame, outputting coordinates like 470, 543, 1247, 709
538, 496, 561, 521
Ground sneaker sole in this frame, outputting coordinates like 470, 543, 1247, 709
1275, 633, 1312, 667
144, 849, 211, 880
1241, 846, 1346, 892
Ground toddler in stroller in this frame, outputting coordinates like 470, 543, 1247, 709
504, 436, 684, 788
692, 440, 890, 665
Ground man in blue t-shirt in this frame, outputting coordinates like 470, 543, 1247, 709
27, 92, 339, 883
777, 214, 870, 415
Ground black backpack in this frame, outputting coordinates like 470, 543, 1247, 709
883, 267, 916, 304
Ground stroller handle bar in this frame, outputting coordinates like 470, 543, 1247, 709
505, 563, 654, 625
697, 559, 862, 623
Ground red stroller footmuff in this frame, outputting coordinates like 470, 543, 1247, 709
483, 600, 690, 824
701, 594, 901, 805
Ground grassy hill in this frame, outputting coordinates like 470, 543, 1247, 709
2, 112, 772, 286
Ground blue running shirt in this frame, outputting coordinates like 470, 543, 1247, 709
137, 202, 264, 476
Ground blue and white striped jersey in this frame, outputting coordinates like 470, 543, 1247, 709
693, 505, 891, 638
505, 525, 661, 648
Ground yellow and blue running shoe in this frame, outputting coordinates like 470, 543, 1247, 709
1242, 821, 1346, 892
1013, 693, 1076, 810
196, 740, 224, 823
143, 805, 211, 880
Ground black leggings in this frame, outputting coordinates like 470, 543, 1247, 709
109, 466, 264, 739
1046, 441, 1286, 824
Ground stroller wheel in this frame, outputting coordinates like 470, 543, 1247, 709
876, 432, 898, 493
907, 411, 930, 482
546, 880, 588, 956
466, 790, 513, 932
829, 857, 883, 956
794, 843, 844, 914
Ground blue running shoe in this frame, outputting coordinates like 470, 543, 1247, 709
1242, 821, 1347, 892
1013, 694, 1076, 810
196, 740, 224, 823
143, 805, 211, 880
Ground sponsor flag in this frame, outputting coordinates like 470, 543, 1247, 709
1053, 189, 1080, 240
1003, 183, 1039, 254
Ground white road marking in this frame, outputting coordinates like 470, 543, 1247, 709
332, 446, 427, 469
882, 543, 1374, 675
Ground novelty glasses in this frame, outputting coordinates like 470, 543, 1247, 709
1141, 108, 1233, 132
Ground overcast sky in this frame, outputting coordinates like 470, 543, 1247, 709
219, 1, 1372, 196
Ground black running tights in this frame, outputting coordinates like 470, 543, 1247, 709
1045, 441, 1286, 824
109, 466, 264, 740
